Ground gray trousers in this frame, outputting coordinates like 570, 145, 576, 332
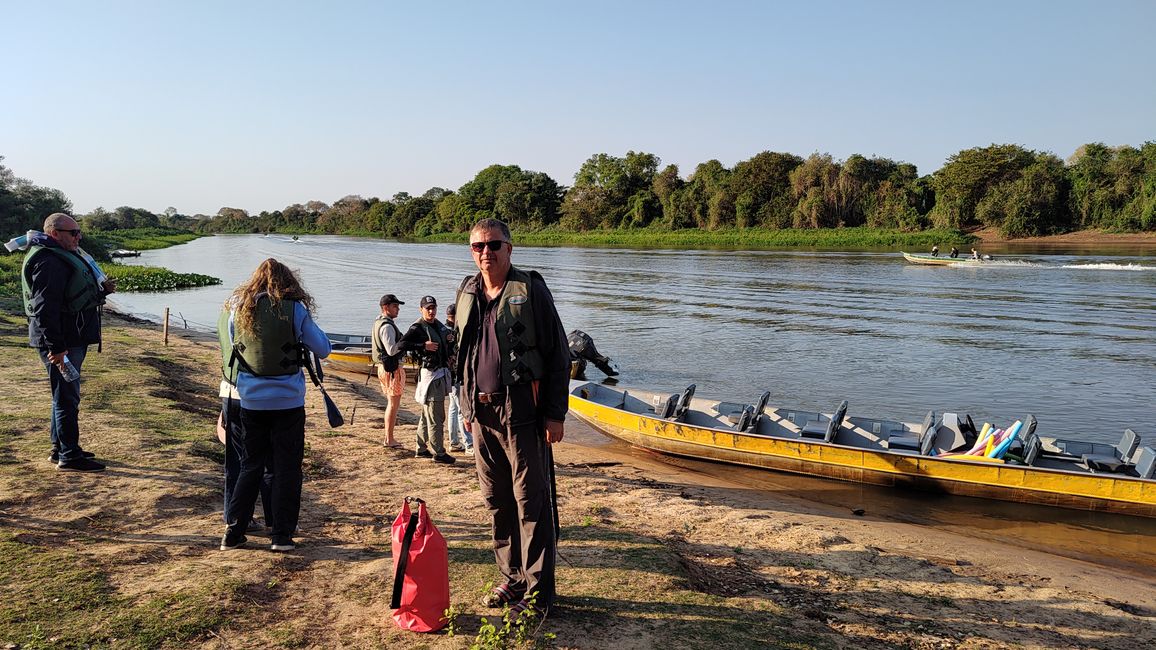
415, 397, 446, 455
473, 400, 556, 610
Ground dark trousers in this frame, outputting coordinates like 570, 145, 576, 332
226, 407, 305, 544
474, 401, 556, 610
221, 398, 272, 525
39, 345, 87, 463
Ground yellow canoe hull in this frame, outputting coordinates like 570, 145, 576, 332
569, 384, 1156, 518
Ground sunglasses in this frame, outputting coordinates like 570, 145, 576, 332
57, 229, 82, 236
470, 240, 508, 253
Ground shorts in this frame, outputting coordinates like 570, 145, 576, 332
377, 365, 406, 398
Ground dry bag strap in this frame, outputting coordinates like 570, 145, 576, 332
390, 498, 422, 609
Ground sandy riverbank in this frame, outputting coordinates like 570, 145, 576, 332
973, 227, 1156, 245
2, 311, 1154, 649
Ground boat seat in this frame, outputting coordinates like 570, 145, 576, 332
919, 412, 941, 456
670, 384, 696, 421
1133, 446, 1156, 480
800, 400, 848, 443
1011, 432, 1043, 466
735, 405, 756, 432
657, 394, 679, 419
888, 410, 932, 451
1082, 428, 1141, 473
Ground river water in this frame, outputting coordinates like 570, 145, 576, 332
111, 234, 1156, 447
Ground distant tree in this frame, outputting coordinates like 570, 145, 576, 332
561, 152, 660, 230
731, 151, 803, 228
0, 156, 72, 236
930, 144, 1035, 229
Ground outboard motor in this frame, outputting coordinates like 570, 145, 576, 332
568, 329, 619, 379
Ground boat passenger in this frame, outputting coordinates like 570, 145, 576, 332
930, 245, 939, 257
971, 248, 980, 260
949, 247, 959, 258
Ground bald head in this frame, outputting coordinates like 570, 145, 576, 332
44, 213, 81, 251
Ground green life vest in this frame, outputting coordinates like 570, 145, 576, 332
371, 315, 404, 371
218, 296, 300, 385
21, 245, 104, 317
454, 266, 545, 385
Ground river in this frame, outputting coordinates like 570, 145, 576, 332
110, 234, 1156, 447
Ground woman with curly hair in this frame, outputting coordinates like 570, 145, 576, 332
217, 258, 330, 552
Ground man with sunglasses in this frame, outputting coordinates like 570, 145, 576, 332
22, 213, 116, 472
452, 218, 570, 617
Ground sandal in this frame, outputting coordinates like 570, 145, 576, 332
482, 583, 522, 608
384, 441, 404, 449
508, 598, 545, 620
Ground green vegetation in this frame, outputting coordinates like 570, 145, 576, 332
5, 142, 1155, 254
104, 265, 221, 292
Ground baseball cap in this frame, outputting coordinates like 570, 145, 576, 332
419, 295, 437, 308
379, 294, 404, 306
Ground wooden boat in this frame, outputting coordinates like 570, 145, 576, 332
901, 252, 983, 266
568, 381, 1156, 517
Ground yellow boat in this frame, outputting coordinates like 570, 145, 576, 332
568, 381, 1156, 518
324, 333, 417, 378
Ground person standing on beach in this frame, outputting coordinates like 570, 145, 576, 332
399, 295, 456, 464
372, 293, 407, 449
218, 258, 330, 552
453, 218, 570, 616
444, 304, 472, 455
22, 213, 115, 472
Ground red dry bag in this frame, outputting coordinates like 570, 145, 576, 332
390, 497, 450, 632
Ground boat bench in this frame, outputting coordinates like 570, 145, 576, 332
800, 400, 848, 443
1082, 429, 1141, 473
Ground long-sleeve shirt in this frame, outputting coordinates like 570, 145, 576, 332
229, 301, 332, 410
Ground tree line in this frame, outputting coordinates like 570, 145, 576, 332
4, 142, 1154, 241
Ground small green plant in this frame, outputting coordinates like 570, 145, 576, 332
580, 515, 596, 527
443, 603, 463, 637
469, 591, 555, 650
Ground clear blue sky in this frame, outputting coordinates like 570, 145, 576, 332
3, 1, 1153, 217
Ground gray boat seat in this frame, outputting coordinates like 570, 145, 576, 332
1133, 446, 1156, 479
1082, 428, 1141, 473
889, 410, 932, 451
800, 400, 848, 443
1018, 432, 1042, 466
920, 412, 941, 456
671, 384, 696, 421
657, 393, 679, 419
934, 412, 970, 455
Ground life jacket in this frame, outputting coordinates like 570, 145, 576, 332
218, 295, 300, 385
372, 315, 404, 371
454, 266, 545, 385
21, 245, 104, 317
411, 319, 451, 370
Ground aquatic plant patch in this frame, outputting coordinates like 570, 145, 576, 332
105, 264, 221, 291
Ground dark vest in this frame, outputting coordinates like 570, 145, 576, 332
454, 266, 546, 385
218, 296, 299, 385
21, 245, 104, 317
371, 315, 404, 371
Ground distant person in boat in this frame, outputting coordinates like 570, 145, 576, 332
453, 217, 570, 616
443, 304, 472, 456
218, 258, 331, 552
372, 293, 407, 449
23, 213, 116, 472
930, 245, 939, 257
398, 295, 456, 464
971, 248, 980, 260
949, 246, 959, 258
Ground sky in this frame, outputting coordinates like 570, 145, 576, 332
3, 0, 1154, 217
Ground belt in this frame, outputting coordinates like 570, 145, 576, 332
477, 390, 505, 404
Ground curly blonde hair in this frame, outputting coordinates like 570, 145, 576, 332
227, 258, 316, 336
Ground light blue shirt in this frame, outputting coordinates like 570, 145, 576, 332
229, 300, 331, 410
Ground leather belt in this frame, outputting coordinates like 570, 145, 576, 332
477, 391, 505, 404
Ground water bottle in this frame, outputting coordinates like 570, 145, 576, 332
60, 355, 81, 382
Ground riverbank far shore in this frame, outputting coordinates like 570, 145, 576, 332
974, 226, 1156, 245
2, 309, 1155, 649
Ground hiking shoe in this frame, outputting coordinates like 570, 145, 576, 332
270, 540, 296, 552
57, 457, 105, 472
432, 453, 456, 465
246, 519, 267, 533
220, 534, 247, 551
50, 450, 95, 463
415, 450, 433, 459
449, 445, 465, 452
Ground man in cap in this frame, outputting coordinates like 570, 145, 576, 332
23, 212, 115, 472
453, 218, 570, 616
371, 294, 406, 448
398, 295, 455, 464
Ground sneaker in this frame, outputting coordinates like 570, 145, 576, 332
464, 447, 475, 457
270, 540, 296, 552
57, 457, 105, 472
415, 450, 433, 459
49, 450, 95, 463
246, 519, 266, 533
220, 533, 247, 550
449, 445, 465, 453
432, 453, 456, 465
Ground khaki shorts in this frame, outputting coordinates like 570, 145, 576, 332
377, 365, 406, 398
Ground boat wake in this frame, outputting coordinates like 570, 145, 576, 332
1059, 262, 1156, 271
